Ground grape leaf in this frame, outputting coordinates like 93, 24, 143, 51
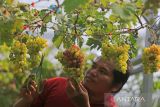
0, 19, 14, 46
40, 26, 47, 35
52, 32, 64, 48
63, 0, 89, 13
86, 38, 101, 50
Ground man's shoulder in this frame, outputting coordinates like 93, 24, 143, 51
45, 77, 67, 86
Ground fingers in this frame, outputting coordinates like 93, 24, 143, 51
67, 79, 76, 94
79, 83, 87, 92
29, 85, 37, 95
20, 87, 27, 96
20, 80, 37, 97
30, 80, 37, 87
20, 87, 31, 99
77, 83, 87, 95
66, 79, 87, 96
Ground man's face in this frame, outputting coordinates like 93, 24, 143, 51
83, 58, 115, 95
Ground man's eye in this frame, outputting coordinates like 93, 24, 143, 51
100, 69, 108, 75
100, 70, 105, 74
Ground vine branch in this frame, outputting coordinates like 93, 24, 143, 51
134, 13, 143, 28
55, 0, 60, 8
74, 11, 80, 36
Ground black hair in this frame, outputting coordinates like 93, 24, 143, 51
112, 69, 130, 93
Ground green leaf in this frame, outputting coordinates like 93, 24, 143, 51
6, 0, 14, 5
85, 29, 93, 36
40, 26, 47, 35
106, 22, 113, 33
86, 38, 101, 50
125, 4, 136, 14
111, 4, 133, 20
11, 18, 24, 34
109, 15, 118, 22
109, 0, 116, 3
77, 37, 84, 48
136, 0, 143, 8
111, 4, 123, 16
39, 10, 47, 19
43, 15, 52, 23
100, 0, 108, 7
0, 19, 14, 46
52, 33, 64, 48
63, 0, 89, 13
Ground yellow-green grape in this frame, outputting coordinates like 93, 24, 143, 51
9, 40, 27, 72
26, 36, 47, 54
26, 36, 47, 68
142, 44, 160, 74
17, 34, 32, 44
102, 42, 130, 74
63, 68, 83, 82
0, 43, 10, 53
28, 54, 41, 68
56, 44, 85, 82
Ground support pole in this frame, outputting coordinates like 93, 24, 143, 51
142, 20, 153, 107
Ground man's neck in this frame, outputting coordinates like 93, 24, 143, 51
89, 92, 104, 104
84, 86, 104, 104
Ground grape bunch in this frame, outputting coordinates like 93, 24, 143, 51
56, 45, 85, 82
26, 37, 47, 68
9, 40, 28, 72
101, 42, 130, 74
142, 44, 160, 74
9, 35, 48, 72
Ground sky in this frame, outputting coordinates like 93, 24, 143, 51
19, 0, 64, 10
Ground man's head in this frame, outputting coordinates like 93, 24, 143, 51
83, 57, 130, 96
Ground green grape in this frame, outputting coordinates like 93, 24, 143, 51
142, 44, 160, 73
28, 54, 41, 68
9, 35, 48, 71
26, 36, 47, 68
26, 36, 47, 54
56, 44, 85, 82
17, 34, 32, 44
101, 42, 130, 74
9, 40, 27, 72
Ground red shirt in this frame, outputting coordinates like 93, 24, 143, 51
30, 77, 104, 107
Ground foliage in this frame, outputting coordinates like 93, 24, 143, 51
0, 0, 160, 106
154, 80, 160, 91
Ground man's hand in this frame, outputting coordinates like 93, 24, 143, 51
13, 80, 38, 107
66, 79, 90, 107
20, 80, 38, 103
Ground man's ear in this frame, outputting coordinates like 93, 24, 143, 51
111, 83, 122, 93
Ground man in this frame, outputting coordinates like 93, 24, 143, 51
14, 57, 130, 107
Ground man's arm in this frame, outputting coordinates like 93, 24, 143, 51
13, 98, 30, 107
